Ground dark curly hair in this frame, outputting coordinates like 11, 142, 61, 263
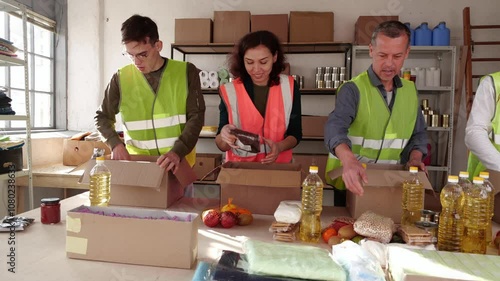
121, 14, 159, 45
228, 30, 286, 86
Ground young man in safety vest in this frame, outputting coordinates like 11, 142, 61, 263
95, 15, 205, 173
466, 72, 500, 177
324, 21, 428, 206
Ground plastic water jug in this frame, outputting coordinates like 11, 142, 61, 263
415, 22, 432, 46
432, 22, 450, 46
404, 22, 415, 46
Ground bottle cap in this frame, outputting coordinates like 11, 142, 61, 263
472, 177, 484, 184
309, 166, 319, 173
96, 156, 105, 161
361, 163, 367, 169
479, 171, 490, 179
41, 197, 60, 205
409, 166, 418, 173
447, 175, 458, 183
459, 171, 469, 178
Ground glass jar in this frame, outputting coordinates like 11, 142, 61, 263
41, 198, 61, 224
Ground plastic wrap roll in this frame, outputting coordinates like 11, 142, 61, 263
209, 79, 219, 88
218, 68, 229, 79
199, 70, 209, 81
201, 80, 210, 89
208, 71, 218, 81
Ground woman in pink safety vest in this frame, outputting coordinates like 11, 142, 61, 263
215, 31, 302, 163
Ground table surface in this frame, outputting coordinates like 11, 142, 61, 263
0, 193, 347, 281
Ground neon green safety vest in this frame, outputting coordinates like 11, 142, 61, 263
118, 60, 196, 166
325, 71, 418, 189
467, 72, 500, 178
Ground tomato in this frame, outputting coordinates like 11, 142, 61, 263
322, 227, 338, 243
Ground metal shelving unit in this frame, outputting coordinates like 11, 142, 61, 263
353, 45, 457, 189
0, 0, 33, 210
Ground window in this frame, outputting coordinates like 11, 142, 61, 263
0, 11, 56, 130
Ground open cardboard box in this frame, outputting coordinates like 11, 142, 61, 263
62, 139, 111, 166
79, 155, 196, 209
486, 169, 500, 224
216, 162, 301, 215
66, 205, 199, 268
328, 164, 433, 223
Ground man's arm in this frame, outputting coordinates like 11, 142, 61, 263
169, 62, 205, 159
401, 98, 428, 170
95, 73, 123, 150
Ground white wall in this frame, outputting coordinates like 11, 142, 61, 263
67, 0, 500, 175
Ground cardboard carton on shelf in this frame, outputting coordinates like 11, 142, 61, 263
216, 161, 301, 215
289, 11, 334, 42
79, 155, 196, 209
213, 11, 250, 43
66, 205, 199, 269
354, 15, 399, 45
175, 18, 213, 44
251, 14, 288, 43
328, 164, 433, 223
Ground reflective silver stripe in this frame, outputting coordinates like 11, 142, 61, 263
375, 159, 399, 164
382, 138, 409, 150
348, 136, 364, 146
223, 83, 241, 127
126, 137, 178, 150
494, 134, 500, 145
327, 153, 398, 164
280, 74, 293, 128
124, 115, 186, 131
232, 143, 270, 158
363, 139, 383, 150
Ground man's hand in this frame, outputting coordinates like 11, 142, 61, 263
157, 151, 181, 173
341, 158, 368, 196
220, 124, 239, 149
406, 150, 427, 176
261, 138, 281, 164
111, 143, 131, 160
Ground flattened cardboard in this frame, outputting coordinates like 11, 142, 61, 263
79, 155, 196, 209
193, 153, 222, 181
175, 18, 212, 43
485, 169, 500, 224
63, 139, 111, 166
66, 205, 199, 268
354, 15, 399, 45
251, 14, 288, 43
302, 115, 329, 138
213, 11, 250, 43
216, 162, 301, 215
289, 11, 334, 42
328, 164, 433, 223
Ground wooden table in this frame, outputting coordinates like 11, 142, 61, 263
0, 193, 344, 281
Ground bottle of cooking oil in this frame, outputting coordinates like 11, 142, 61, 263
479, 171, 495, 245
299, 165, 324, 243
458, 171, 472, 193
461, 177, 489, 254
89, 156, 111, 206
437, 175, 464, 252
401, 166, 424, 226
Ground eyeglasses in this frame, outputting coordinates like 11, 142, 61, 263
122, 46, 154, 61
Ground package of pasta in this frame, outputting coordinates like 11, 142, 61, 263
231, 128, 260, 153
353, 211, 395, 244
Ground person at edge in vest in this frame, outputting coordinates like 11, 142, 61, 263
215, 30, 302, 163
324, 21, 428, 206
465, 72, 500, 177
95, 15, 205, 173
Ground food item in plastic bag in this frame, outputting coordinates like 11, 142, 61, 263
353, 211, 395, 244
332, 240, 385, 281
231, 128, 260, 153
269, 222, 299, 242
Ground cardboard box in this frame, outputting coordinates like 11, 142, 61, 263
302, 115, 329, 138
216, 162, 301, 215
66, 205, 199, 268
354, 15, 399, 45
289, 11, 334, 42
292, 153, 328, 184
79, 155, 196, 209
0, 147, 22, 173
213, 11, 250, 43
63, 139, 111, 166
193, 153, 222, 181
486, 169, 500, 224
251, 14, 288, 43
328, 164, 433, 223
175, 18, 212, 44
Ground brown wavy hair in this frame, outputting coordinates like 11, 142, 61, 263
121, 14, 159, 45
228, 30, 286, 86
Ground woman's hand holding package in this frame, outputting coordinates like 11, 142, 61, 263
261, 138, 281, 164
220, 124, 239, 149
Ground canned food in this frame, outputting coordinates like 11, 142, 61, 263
442, 114, 449, 128
316, 80, 324, 89
300, 76, 304, 89
334, 80, 340, 89
339, 73, 345, 81
415, 221, 438, 243
431, 114, 440, 127
325, 66, 333, 74
323, 73, 332, 81
340, 66, 346, 74
315, 73, 322, 81
332, 73, 339, 81
332, 66, 339, 74
422, 99, 429, 109
325, 80, 333, 88
316, 67, 325, 75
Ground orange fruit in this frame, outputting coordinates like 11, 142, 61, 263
322, 227, 338, 243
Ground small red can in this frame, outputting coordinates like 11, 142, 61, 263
41, 198, 61, 224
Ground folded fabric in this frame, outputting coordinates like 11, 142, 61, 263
0, 106, 15, 115
245, 239, 346, 281
274, 200, 302, 224
0, 138, 25, 150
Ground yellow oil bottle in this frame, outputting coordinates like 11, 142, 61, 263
401, 166, 424, 226
89, 156, 111, 207
299, 165, 324, 243
437, 175, 464, 252
479, 171, 495, 245
461, 177, 488, 254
